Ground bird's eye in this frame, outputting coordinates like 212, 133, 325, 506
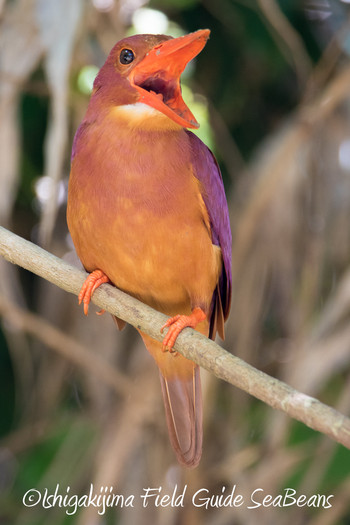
119, 49, 134, 65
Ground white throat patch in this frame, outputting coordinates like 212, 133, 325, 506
118, 102, 160, 117
112, 102, 182, 131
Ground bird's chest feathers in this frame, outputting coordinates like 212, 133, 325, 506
88, 120, 200, 223
69, 117, 213, 305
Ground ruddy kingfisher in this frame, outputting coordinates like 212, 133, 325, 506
67, 29, 232, 468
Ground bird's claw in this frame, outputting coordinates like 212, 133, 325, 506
78, 269, 110, 315
160, 307, 206, 353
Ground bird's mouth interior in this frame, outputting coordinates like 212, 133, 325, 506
133, 72, 177, 105
131, 68, 197, 128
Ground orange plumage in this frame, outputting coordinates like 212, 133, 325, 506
67, 30, 231, 467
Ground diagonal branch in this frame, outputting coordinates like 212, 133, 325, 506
1, 225, 350, 449
0, 294, 132, 397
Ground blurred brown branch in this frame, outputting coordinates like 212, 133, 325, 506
1, 225, 350, 450
0, 294, 132, 397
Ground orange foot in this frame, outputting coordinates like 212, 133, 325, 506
160, 307, 207, 352
78, 269, 110, 315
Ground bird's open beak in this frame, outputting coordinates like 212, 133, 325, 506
129, 29, 210, 129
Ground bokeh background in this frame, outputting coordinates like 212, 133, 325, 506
1, 0, 350, 523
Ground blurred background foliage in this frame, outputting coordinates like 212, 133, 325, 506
1, 0, 350, 523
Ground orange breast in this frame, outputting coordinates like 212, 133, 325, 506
67, 112, 221, 316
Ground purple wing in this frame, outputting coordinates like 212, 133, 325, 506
186, 131, 232, 339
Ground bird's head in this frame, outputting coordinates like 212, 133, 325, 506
91, 29, 210, 129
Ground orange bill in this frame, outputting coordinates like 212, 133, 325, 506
129, 29, 210, 129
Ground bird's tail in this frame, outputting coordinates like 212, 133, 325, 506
140, 333, 202, 468
159, 363, 202, 468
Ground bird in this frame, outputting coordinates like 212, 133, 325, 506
67, 29, 232, 468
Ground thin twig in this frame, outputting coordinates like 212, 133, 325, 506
1, 225, 350, 449
303, 15, 350, 104
257, 0, 312, 87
